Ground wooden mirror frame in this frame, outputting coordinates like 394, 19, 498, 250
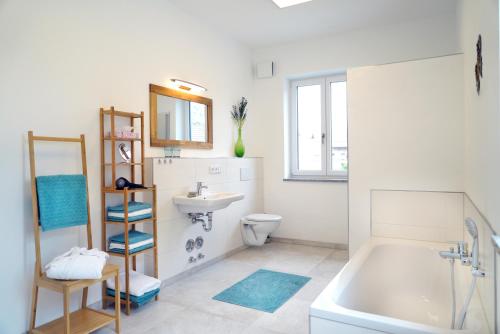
149, 83, 213, 149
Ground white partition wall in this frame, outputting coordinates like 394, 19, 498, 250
460, 0, 500, 330
347, 55, 465, 255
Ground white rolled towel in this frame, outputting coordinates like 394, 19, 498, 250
45, 247, 108, 280
107, 270, 161, 297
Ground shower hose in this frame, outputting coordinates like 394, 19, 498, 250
449, 259, 456, 329
448, 259, 478, 330
457, 275, 478, 329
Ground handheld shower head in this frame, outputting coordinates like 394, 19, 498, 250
465, 218, 478, 238
465, 218, 479, 269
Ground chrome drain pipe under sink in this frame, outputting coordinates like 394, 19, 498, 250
188, 212, 213, 232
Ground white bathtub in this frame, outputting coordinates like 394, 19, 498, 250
310, 238, 489, 334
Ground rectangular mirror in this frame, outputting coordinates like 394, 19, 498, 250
150, 84, 213, 149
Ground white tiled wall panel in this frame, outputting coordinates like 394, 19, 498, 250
371, 190, 463, 242
464, 196, 496, 333
142, 157, 263, 280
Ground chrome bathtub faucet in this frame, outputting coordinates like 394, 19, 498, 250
439, 219, 485, 277
439, 241, 468, 262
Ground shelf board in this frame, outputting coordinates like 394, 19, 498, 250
103, 162, 144, 166
103, 294, 159, 306
103, 187, 154, 194
32, 308, 115, 334
105, 217, 156, 225
103, 136, 141, 142
102, 109, 142, 118
103, 294, 133, 306
108, 246, 156, 258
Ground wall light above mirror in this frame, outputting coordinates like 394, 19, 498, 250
150, 84, 213, 149
171, 79, 207, 93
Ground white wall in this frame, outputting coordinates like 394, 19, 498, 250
347, 55, 465, 254
252, 14, 461, 247
460, 0, 500, 330
0, 1, 253, 333
461, 0, 500, 235
143, 157, 263, 280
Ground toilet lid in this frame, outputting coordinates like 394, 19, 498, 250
245, 213, 282, 222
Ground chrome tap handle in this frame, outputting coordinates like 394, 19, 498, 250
457, 241, 468, 256
455, 241, 471, 266
196, 181, 208, 195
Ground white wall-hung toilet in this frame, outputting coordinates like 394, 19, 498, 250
240, 213, 282, 246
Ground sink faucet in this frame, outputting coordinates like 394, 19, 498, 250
197, 182, 208, 196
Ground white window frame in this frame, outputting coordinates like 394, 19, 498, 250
289, 73, 347, 180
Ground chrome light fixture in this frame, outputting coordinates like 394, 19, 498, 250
170, 79, 207, 92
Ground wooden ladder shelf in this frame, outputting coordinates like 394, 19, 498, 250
100, 107, 159, 315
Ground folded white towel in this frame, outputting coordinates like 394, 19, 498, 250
107, 270, 161, 297
109, 238, 154, 251
45, 247, 108, 280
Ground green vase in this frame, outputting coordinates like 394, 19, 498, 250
234, 127, 245, 158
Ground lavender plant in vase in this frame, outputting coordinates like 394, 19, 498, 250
231, 97, 247, 158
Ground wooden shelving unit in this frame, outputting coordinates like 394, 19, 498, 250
100, 106, 159, 315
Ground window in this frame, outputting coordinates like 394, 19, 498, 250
189, 102, 207, 142
289, 74, 347, 179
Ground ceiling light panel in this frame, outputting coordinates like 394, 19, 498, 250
272, 0, 313, 8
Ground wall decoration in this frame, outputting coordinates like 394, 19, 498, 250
475, 34, 482, 95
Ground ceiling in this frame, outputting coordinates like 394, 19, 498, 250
169, 0, 459, 49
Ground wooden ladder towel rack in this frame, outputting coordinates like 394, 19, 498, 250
28, 131, 120, 334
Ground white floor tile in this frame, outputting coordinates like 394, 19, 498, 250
145, 307, 248, 334
252, 299, 312, 334
99, 242, 346, 333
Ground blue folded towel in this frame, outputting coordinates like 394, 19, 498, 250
106, 288, 160, 306
107, 201, 151, 213
107, 213, 152, 222
36, 174, 88, 232
107, 201, 153, 222
109, 230, 153, 244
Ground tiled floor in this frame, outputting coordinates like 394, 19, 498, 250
96, 242, 348, 334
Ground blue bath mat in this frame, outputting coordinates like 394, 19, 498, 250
213, 269, 311, 313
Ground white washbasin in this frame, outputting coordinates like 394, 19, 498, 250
173, 192, 244, 213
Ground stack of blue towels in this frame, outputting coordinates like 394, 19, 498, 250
106, 270, 161, 306
107, 201, 152, 222
106, 287, 160, 306
108, 230, 154, 255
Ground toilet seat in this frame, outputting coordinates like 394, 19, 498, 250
244, 213, 282, 222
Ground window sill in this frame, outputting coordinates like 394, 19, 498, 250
283, 177, 348, 183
